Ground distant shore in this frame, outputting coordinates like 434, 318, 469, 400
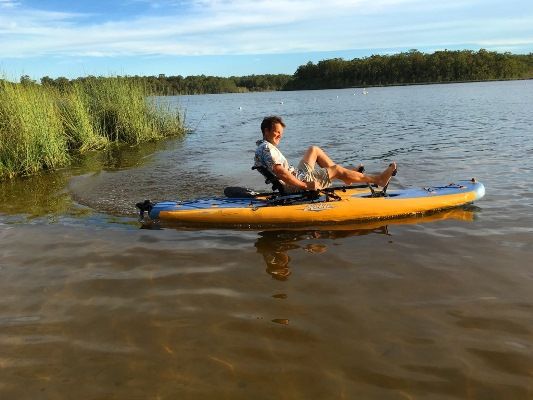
346, 77, 533, 90
14, 49, 532, 96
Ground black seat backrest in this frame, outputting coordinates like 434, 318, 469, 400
252, 165, 286, 195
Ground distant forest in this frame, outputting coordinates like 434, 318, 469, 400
34, 49, 533, 94
286, 49, 533, 90
37, 74, 293, 95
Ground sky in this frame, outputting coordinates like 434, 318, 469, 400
1, 0, 532, 81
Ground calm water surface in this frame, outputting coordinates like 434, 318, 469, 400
1, 81, 533, 399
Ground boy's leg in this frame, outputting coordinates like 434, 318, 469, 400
328, 162, 397, 186
301, 146, 336, 169
300, 145, 396, 187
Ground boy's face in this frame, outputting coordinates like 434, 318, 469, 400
264, 123, 284, 146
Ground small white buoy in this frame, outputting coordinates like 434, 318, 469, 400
238, 106, 242, 110
280, 101, 284, 104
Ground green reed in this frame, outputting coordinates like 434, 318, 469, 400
0, 77, 184, 179
77, 77, 184, 144
0, 80, 69, 178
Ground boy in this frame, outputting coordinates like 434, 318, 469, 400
254, 115, 396, 192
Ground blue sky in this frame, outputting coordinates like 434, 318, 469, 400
1, 0, 532, 80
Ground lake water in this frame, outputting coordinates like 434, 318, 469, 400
1, 81, 533, 399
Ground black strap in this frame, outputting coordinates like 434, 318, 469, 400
252, 165, 286, 195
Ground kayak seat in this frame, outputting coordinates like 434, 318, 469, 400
252, 166, 286, 195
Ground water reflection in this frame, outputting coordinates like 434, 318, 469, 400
255, 208, 474, 280
0, 171, 73, 219
74, 139, 180, 172
0, 138, 182, 221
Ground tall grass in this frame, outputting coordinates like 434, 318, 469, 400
0, 81, 69, 178
0, 77, 184, 179
78, 77, 183, 144
57, 84, 108, 152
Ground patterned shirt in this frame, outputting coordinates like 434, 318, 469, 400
254, 140, 296, 177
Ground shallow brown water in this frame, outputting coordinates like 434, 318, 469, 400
1, 211, 532, 399
1, 81, 533, 399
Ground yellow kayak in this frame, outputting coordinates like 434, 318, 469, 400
140, 179, 485, 227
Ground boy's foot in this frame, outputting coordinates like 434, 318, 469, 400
376, 162, 397, 187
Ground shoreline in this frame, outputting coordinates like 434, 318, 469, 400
161, 77, 533, 96
345, 77, 533, 90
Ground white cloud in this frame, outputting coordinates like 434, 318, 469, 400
0, 0, 532, 58
0, 0, 19, 9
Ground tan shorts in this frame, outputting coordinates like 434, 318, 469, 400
285, 160, 331, 192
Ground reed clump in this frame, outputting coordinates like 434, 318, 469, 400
0, 77, 184, 179
0, 80, 69, 178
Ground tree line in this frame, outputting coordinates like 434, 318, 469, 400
35, 74, 292, 95
23, 49, 533, 94
286, 49, 533, 90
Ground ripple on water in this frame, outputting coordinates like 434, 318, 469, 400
1, 81, 533, 399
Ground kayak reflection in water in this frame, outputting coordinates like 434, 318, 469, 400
254, 226, 389, 280
254, 208, 476, 280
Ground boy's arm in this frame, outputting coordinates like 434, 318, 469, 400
272, 164, 318, 190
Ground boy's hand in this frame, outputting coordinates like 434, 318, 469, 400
305, 181, 320, 191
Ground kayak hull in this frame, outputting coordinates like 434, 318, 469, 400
148, 180, 485, 227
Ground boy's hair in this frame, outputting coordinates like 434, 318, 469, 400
261, 115, 285, 135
